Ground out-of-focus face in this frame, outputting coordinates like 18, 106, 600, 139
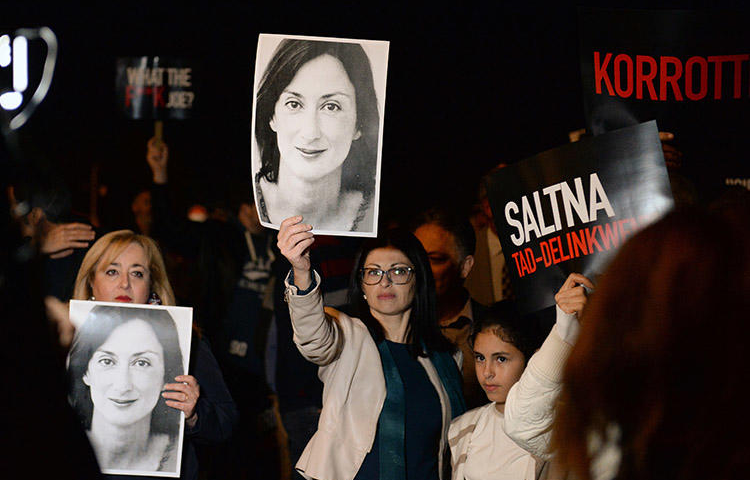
361, 247, 416, 318
413, 223, 463, 298
131, 191, 152, 218
270, 54, 361, 183
238, 202, 264, 235
84, 319, 165, 427
91, 242, 151, 304
473, 328, 526, 412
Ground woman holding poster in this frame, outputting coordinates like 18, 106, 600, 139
68, 305, 184, 473
278, 216, 465, 480
70, 230, 237, 479
253, 36, 384, 236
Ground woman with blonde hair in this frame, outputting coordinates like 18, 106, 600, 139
73, 229, 174, 306
69, 229, 238, 480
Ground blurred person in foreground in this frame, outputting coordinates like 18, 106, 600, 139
2, 132, 100, 478
503, 205, 750, 480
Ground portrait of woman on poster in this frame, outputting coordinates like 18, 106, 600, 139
254, 37, 382, 235
68, 305, 184, 474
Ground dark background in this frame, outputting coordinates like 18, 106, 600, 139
2, 2, 743, 229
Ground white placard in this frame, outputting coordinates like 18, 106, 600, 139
67, 300, 193, 477
251, 33, 389, 237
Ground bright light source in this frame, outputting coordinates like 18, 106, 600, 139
0, 91, 23, 110
13, 36, 28, 92
4, 27, 58, 130
0, 35, 10, 67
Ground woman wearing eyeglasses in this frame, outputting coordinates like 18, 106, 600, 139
277, 216, 466, 480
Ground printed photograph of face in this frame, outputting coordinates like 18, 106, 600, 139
67, 303, 192, 477
252, 34, 389, 237
83, 318, 166, 427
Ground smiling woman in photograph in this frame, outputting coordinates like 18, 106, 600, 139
68, 306, 183, 473
254, 38, 381, 233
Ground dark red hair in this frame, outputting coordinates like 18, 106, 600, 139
554, 206, 750, 480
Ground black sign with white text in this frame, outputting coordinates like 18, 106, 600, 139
116, 57, 197, 120
486, 121, 674, 314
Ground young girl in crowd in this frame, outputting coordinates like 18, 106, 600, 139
450, 273, 592, 480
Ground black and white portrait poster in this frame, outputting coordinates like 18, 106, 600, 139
579, 8, 750, 199
251, 33, 389, 237
67, 301, 193, 478
486, 121, 674, 314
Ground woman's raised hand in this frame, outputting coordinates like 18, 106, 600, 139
554, 273, 594, 316
278, 216, 314, 289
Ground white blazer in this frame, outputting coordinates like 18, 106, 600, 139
286, 272, 459, 480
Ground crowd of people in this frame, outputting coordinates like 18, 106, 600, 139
3, 120, 750, 479
3, 10, 750, 478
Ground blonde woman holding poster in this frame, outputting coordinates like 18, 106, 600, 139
69, 230, 237, 479
252, 34, 388, 237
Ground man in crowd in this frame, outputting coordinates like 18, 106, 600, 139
464, 167, 515, 306
412, 207, 486, 409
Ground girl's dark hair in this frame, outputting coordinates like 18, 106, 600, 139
255, 38, 379, 198
68, 305, 184, 437
348, 228, 453, 356
470, 300, 536, 365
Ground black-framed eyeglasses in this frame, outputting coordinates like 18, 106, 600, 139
360, 266, 415, 285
